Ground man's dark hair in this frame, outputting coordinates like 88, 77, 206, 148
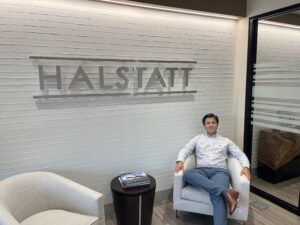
202, 113, 219, 125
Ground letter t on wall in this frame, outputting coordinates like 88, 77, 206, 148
181, 68, 192, 87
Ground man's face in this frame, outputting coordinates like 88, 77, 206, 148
204, 117, 218, 135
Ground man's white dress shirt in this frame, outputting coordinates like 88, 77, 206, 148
177, 133, 250, 169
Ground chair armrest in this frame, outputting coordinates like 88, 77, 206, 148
0, 202, 21, 225
173, 170, 185, 203
184, 154, 196, 170
46, 172, 106, 225
227, 157, 250, 210
173, 155, 195, 205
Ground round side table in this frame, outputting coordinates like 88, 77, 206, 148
110, 174, 156, 225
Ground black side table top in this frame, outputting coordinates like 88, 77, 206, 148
111, 174, 156, 196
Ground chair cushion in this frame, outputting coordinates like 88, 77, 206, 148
182, 185, 211, 204
21, 210, 98, 225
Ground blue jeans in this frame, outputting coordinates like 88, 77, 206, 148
183, 167, 230, 225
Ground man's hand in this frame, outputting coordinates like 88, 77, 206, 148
240, 167, 251, 180
175, 161, 184, 173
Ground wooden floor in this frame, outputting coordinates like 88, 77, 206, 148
251, 176, 300, 206
105, 193, 300, 225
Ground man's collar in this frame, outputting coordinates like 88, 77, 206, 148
205, 132, 217, 137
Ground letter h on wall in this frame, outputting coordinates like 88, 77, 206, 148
38, 65, 62, 90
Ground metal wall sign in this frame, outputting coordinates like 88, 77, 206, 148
31, 56, 198, 99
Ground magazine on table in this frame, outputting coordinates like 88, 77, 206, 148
119, 171, 150, 188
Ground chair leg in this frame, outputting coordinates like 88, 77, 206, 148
175, 210, 178, 218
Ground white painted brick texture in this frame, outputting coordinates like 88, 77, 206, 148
0, 0, 237, 203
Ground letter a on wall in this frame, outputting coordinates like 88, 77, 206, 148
69, 66, 94, 89
146, 68, 167, 88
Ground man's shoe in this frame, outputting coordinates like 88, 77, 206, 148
224, 189, 239, 215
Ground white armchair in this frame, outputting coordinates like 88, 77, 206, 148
173, 154, 250, 222
0, 171, 106, 225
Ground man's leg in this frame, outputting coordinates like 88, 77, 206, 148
183, 168, 227, 196
209, 169, 230, 225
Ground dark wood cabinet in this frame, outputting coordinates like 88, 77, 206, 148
257, 129, 300, 183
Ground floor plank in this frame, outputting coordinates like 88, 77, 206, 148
105, 193, 300, 225
251, 176, 300, 207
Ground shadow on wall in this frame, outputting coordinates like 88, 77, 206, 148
35, 95, 195, 109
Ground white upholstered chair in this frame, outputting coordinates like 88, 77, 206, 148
173, 154, 250, 222
0, 171, 106, 225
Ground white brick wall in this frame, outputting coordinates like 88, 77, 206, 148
0, 0, 237, 203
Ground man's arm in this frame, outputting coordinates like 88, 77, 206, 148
175, 135, 199, 172
227, 140, 251, 180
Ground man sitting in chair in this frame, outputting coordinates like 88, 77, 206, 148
175, 113, 250, 225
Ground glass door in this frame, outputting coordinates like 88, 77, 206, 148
244, 4, 300, 216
